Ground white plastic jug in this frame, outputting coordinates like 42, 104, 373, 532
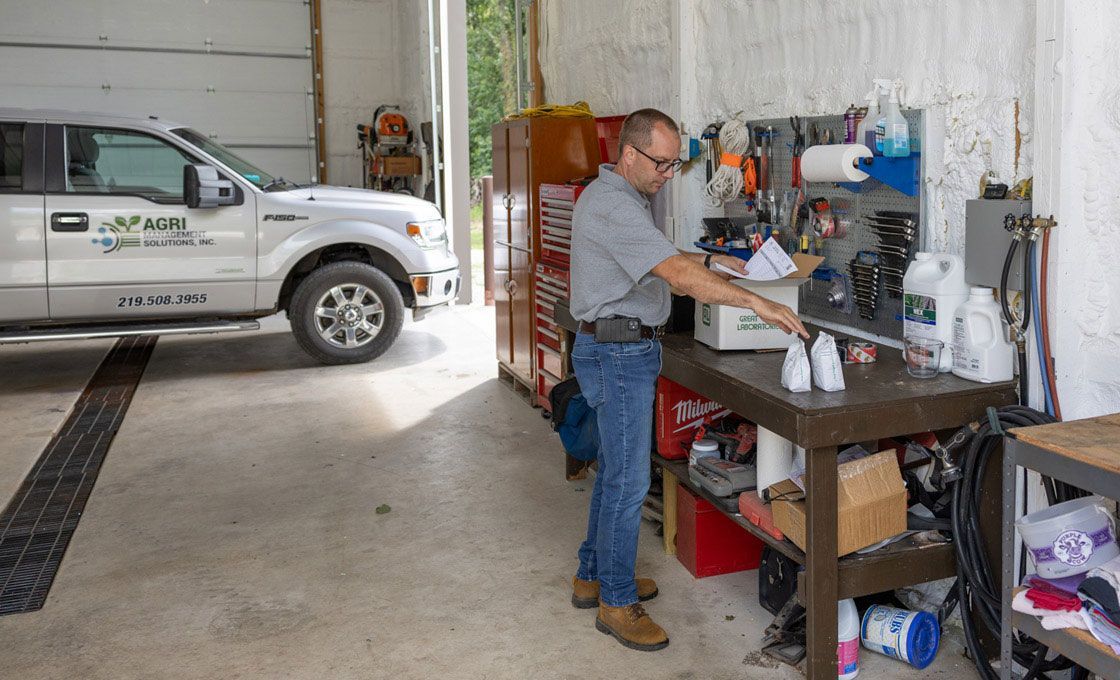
838, 598, 860, 679
903, 253, 969, 372
952, 287, 1015, 383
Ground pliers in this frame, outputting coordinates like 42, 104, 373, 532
789, 116, 806, 188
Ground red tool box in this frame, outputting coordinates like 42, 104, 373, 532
539, 183, 581, 268
534, 261, 569, 412
676, 485, 764, 578
655, 377, 732, 459
535, 183, 585, 412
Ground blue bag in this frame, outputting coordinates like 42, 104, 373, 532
549, 378, 599, 462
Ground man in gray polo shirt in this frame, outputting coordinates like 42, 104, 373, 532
568, 108, 807, 652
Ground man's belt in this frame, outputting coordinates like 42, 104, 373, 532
579, 320, 664, 339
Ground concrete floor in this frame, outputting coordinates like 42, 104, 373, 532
0, 305, 973, 679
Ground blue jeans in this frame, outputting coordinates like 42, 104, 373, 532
571, 332, 661, 607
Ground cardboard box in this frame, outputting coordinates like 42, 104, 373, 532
768, 450, 907, 556
381, 155, 421, 176
655, 376, 732, 459
693, 253, 824, 351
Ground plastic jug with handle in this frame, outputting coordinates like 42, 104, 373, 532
951, 287, 1014, 382
903, 253, 969, 372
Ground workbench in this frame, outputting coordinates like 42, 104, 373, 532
1000, 414, 1120, 680
655, 329, 1017, 679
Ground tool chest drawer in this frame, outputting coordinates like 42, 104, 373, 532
539, 184, 582, 267
539, 183, 583, 206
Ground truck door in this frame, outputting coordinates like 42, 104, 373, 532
43, 124, 257, 320
0, 122, 47, 323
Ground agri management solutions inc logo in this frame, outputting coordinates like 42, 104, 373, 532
91, 215, 211, 254
92, 215, 142, 253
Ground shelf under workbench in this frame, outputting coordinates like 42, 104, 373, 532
654, 454, 957, 601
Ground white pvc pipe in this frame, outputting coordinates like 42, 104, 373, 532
756, 426, 795, 498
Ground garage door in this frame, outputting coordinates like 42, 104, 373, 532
0, 0, 317, 182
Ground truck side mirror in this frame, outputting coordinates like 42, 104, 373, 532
184, 164, 236, 209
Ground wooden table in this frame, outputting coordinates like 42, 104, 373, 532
1000, 415, 1120, 680
656, 329, 1018, 679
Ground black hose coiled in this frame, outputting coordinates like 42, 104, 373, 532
948, 405, 1087, 679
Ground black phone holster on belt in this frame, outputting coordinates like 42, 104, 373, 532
594, 317, 643, 343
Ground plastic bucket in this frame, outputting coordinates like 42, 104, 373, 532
860, 605, 939, 670
1016, 496, 1119, 578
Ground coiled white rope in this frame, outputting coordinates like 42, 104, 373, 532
704, 117, 751, 206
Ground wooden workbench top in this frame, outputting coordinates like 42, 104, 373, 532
659, 328, 1018, 448
1009, 413, 1120, 477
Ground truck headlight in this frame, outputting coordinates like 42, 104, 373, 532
407, 219, 447, 249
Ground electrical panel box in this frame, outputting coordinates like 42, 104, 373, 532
965, 199, 1031, 290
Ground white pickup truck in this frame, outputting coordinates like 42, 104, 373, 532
0, 109, 460, 364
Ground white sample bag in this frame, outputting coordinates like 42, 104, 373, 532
811, 332, 846, 392
781, 339, 812, 393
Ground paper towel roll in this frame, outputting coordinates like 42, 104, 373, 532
800, 143, 872, 182
756, 426, 795, 498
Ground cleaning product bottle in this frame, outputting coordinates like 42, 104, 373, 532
952, 287, 1015, 382
871, 78, 893, 154
838, 598, 860, 679
903, 253, 970, 372
883, 80, 910, 157
855, 90, 878, 152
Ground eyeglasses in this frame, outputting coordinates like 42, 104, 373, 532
629, 145, 683, 173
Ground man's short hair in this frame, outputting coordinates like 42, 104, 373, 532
618, 108, 679, 157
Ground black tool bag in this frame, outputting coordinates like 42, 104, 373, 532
549, 377, 599, 462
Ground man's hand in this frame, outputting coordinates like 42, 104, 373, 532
709, 254, 748, 279
752, 297, 809, 339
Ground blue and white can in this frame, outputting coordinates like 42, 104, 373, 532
860, 605, 940, 670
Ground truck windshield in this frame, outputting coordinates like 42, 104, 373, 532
171, 128, 280, 190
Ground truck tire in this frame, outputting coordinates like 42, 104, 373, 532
289, 261, 405, 364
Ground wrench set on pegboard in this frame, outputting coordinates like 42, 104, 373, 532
720, 110, 924, 341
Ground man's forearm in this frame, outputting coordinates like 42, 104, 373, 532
655, 255, 763, 309
677, 249, 707, 265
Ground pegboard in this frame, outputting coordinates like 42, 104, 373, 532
718, 110, 924, 341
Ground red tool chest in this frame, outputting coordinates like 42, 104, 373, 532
538, 183, 581, 268
676, 486, 764, 578
534, 183, 584, 413
534, 261, 569, 412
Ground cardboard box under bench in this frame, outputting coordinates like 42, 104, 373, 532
768, 450, 907, 557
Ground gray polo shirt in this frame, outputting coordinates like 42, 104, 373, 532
570, 164, 680, 327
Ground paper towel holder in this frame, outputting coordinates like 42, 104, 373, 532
840, 153, 921, 196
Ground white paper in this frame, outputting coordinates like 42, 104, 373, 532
724, 237, 798, 281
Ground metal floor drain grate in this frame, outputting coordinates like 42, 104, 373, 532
0, 335, 156, 615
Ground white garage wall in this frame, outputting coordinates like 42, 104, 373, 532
320, 0, 435, 188
1037, 0, 1120, 420
538, 0, 673, 116
0, 0, 435, 188
0, 0, 317, 182
540, 0, 1034, 253
539, 1, 1120, 420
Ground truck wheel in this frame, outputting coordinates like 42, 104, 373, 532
289, 261, 404, 365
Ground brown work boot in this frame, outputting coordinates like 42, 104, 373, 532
570, 576, 659, 609
595, 602, 669, 651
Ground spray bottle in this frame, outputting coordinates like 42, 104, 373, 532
883, 80, 910, 157
855, 90, 878, 152
871, 78, 893, 154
